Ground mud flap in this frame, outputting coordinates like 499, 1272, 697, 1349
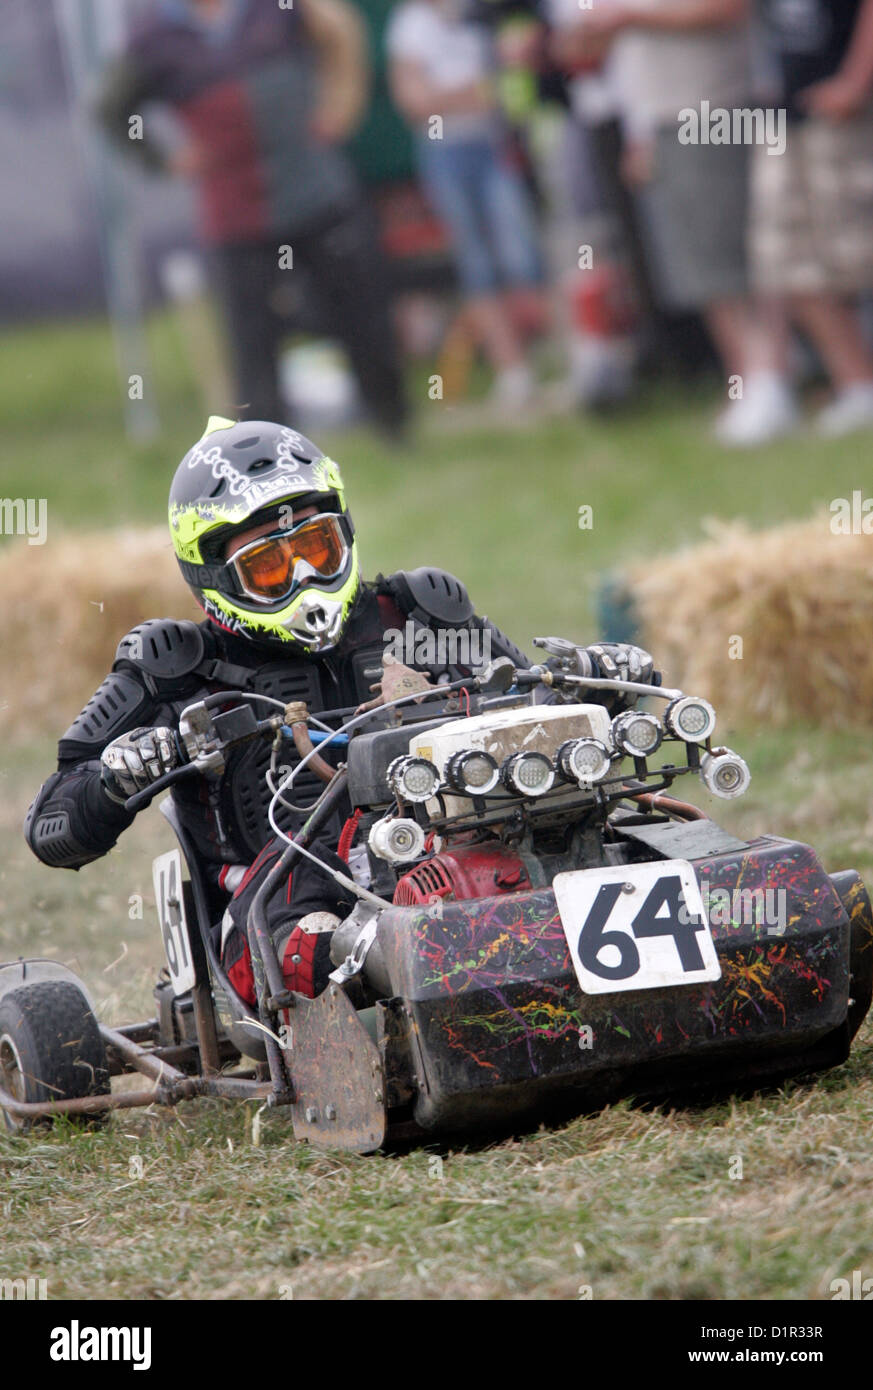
288, 983, 387, 1153
0, 959, 96, 1012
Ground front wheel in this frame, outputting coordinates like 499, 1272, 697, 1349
0, 982, 110, 1132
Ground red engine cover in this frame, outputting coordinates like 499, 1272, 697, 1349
393, 841, 531, 905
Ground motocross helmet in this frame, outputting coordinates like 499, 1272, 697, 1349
168, 417, 360, 652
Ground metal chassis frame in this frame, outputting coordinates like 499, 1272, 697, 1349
0, 799, 276, 1122
0, 776, 361, 1124
0, 1017, 274, 1121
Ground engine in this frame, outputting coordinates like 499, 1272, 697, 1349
343, 680, 751, 910
393, 839, 531, 906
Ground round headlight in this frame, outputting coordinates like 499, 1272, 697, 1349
610, 710, 663, 758
665, 696, 716, 743
369, 817, 426, 863
556, 738, 612, 786
386, 755, 441, 804
500, 751, 555, 798
699, 748, 751, 800
445, 748, 500, 795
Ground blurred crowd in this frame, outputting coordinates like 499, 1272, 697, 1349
97, 0, 873, 444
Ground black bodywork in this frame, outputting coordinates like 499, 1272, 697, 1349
294, 836, 873, 1145
4, 679, 872, 1151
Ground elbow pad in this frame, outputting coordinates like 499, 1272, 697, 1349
24, 765, 133, 870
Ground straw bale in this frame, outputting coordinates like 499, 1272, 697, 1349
4, 513, 871, 744
625, 514, 873, 727
0, 528, 199, 742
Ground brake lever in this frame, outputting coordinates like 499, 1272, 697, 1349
123, 708, 284, 815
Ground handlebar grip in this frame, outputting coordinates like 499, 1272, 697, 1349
123, 762, 198, 814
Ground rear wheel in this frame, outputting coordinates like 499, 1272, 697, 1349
0, 982, 110, 1132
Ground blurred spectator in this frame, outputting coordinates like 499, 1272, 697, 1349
556, 0, 796, 446
548, 0, 679, 408
387, 0, 547, 406
98, 0, 407, 436
548, 0, 718, 400
751, 0, 873, 435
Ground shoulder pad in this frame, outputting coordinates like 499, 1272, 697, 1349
59, 670, 150, 755
383, 568, 475, 627
115, 619, 206, 680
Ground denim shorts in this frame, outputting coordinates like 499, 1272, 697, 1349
415, 134, 544, 295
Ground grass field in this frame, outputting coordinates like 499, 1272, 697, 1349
1, 314, 872, 1301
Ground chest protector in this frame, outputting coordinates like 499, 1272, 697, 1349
197, 588, 402, 862
116, 572, 517, 866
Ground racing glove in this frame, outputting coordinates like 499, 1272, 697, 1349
581, 642, 658, 714
100, 726, 181, 805
535, 637, 658, 711
583, 642, 656, 687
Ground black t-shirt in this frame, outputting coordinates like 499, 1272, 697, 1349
760, 0, 862, 114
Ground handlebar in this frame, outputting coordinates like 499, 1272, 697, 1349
120, 655, 670, 815
515, 667, 680, 701
121, 703, 356, 814
123, 761, 201, 814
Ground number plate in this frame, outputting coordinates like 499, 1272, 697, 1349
152, 849, 196, 996
554, 859, 721, 995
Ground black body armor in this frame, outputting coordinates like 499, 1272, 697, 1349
25, 570, 532, 872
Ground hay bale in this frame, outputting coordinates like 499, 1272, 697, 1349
0, 528, 199, 743
5, 512, 871, 745
626, 513, 873, 728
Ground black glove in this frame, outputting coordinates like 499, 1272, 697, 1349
584, 642, 656, 686
532, 636, 659, 709
581, 643, 658, 714
100, 726, 180, 805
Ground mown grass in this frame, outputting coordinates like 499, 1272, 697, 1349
1, 1042, 870, 1301
1, 314, 872, 1301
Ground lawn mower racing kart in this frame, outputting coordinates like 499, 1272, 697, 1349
2, 641, 871, 1152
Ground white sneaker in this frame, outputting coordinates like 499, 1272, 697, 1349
714, 374, 799, 448
490, 363, 536, 409
816, 383, 873, 437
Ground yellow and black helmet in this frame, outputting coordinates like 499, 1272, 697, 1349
168, 417, 360, 652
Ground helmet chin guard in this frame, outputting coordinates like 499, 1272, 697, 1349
284, 593, 347, 651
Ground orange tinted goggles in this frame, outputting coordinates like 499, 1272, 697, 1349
228, 514, 349, 604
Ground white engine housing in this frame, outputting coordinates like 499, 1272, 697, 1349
409, 702, 613, 816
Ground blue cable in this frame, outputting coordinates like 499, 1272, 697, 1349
281, 725, 348, 747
